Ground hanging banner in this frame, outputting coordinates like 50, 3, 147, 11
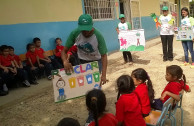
52, 61, 100, 103
119, 29, 145, 51
175, 27, 194, 41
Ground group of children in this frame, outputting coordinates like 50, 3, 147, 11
57, 65, 191, 126
0, 37, 77, 96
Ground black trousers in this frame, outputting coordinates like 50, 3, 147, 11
123, 51, 133, 62
160, 35, 174, 60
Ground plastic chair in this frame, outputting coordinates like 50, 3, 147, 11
145, 97, 174, 126
169, 91, 184, 126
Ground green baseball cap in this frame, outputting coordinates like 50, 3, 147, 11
162, 6, 168, 11
119, 14, 125, 19
78, 14, 93, 31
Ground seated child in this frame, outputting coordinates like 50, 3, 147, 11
57, 117, 80, 126
151, 65, 191, 110
33, 37, 53, 80
54, 38, 64, 69
86, 89, 118, 126
116, 75, 146, 126
131, 68, 155, 117
0, 45, 31, 89
26, 43, 43, 84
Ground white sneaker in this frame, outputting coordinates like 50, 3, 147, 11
23, 80, 31, 87
3, 84, 8, 92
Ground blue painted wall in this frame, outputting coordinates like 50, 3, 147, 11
0, 16, 159, 55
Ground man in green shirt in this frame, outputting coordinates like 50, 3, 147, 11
61, 14, 108, 85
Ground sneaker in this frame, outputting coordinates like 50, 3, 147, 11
23, 80, 31, 87
3, 84, 8, 92
190, 63, 194, 68
47, 75, 52, 80
180, 62, 190, 66
30, 80, 39, 85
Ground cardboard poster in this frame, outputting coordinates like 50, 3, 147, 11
52, 61, 100, 103
119, 29, 145, 51
175, 27, 194, 41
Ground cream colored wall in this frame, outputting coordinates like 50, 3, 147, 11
139, 0, 160, 16
0, 0, 83, 25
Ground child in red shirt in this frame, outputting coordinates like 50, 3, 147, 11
33, 37, 53, 80
131, 68, 155, 117
53, 38, 64, 69
151, 65, 191, 110
116, 75, 146, 126
86, 89, 118, 126
26, 43, 44, 84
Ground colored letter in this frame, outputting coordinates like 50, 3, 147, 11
68, 77, 76, 88
91, 62, 99, 70
74, 65, 80, 74
86, 74, 93, 84
77, 76, 84, 87
80, 65, 86, 73
93, 72, 100, 82
85, 63, 92, 72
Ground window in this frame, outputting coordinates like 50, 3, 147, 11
84, 0, 116, 20
130, 0, 141, 29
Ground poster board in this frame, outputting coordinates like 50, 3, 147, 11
52, 61, 100, 103
118, 29, 145, 51
175, 27, 193, 41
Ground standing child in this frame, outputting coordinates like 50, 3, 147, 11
180, 7, 194, 66
116, 75, 146, 126
131, 68, 155, 117
33, 37, 53, 80
152, 65, 191, 110
116, 14, 133, 65
86, 89, 118, 126
26, 43, 42, 84
159, 6, 175, 61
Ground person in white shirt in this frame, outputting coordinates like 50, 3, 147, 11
159, 6, 175, 62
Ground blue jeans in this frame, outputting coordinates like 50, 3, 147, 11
182, 41, 194, 63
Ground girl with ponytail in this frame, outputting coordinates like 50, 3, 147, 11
131, 68, 155, 117
152, 65, 191, 110
116, 75, 146, 126
86, 89, 118, 126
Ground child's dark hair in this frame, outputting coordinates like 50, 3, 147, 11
26, 43, 35, 51
55, 38, 62, 42
0, 45, 9, 52
86, 89, 106, 126
8, 46, 14, 50
116, 75, 135, 100
181, 7, 189, 18
33, 37, 41, 43
132, 68, 155, 103
57, 117, 80, 126
166, 65, 186, 84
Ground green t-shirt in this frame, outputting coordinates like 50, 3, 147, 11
65, 28, 108, 61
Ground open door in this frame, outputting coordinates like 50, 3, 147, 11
119, 0, 132, 25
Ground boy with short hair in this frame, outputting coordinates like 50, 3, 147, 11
0, 45, 31, 90
33, 37, 53, 80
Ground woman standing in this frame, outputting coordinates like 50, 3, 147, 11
159, 6, 175, 62
180, 7, 194, 66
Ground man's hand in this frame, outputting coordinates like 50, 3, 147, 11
100, 75, 108, 86
63, 62, 73, 73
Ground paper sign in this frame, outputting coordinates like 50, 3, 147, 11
52, 61, 100, 103
119, 29, 145, 51
175, 27, 194, 41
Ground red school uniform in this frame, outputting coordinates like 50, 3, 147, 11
161, 80, 190, 103
10, 54, 21, 65
35, 48, 45, 59
67, 45, 77, 56
88, 113, 118, 126
134, 83, 151, 115
55, 45, 64, 57
0, 55, 13, 67
26, 51, 38, 65
116, 93, 146, 126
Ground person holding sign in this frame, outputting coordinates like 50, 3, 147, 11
61, 14, 108, 85
159, 6, 175, 62
116, 14, 133, 65
180, 7, 194, 67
